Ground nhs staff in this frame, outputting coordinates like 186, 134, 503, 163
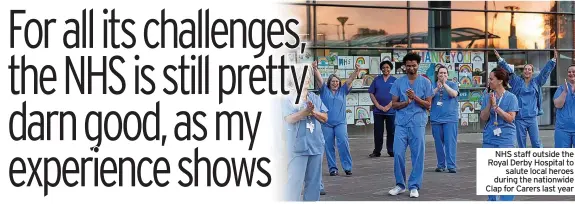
494, 49, 557, 148
553, 65, 575, 148
430, 65, 459, 173
479, 68, 519, 201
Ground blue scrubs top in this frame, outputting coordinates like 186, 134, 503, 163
368, 75, 397, 115
390, 75, 433, 127
499, 58, 556, 118
481, 91, 519, 146
430, 81, 459, 124
283, 92, 328, 157
553, 84, 575, 132
319, 83, 349, 127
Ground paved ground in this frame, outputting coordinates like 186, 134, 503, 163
320, 130, 575, 201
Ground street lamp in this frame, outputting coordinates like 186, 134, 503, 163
337, 16, 349, 40
505, 6, 519, 49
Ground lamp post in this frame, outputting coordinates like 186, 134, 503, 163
337, 16, 349, 40
505, 6, 519, 49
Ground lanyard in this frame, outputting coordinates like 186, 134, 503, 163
494, 91, 506, 126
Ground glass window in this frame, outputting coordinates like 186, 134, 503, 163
410, 11, 486, 48
488, 1, 555, 13
451, 12, 487, 48
410, 10, 428, 48
316, 6, 407, 47
283, 5, 312, 42
558, 14, 573, 49
487, 12, 551, 49
320, 1, 406, 7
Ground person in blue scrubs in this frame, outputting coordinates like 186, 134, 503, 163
388, 52, 433, 198
369, 60, 397, 158
494, 49, 557, 148
430, 65, 459, 173
480, 68, 519, 201
283, 68, 328, 201
553, 65, 575, 148
312, 61, 358, 176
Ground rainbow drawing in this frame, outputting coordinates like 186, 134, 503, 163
460, 102, 475, 113
460, 76, 472, 87
318, 57, 329, 67
459, 64, 472, 73
470, 91, 482, 102
356, 57, 366, 65
355, 106, 370, 119
363, 75, 374, 87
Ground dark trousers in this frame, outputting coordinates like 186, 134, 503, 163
373, 114, 395, 155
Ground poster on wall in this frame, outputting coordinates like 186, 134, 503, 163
298, 49, 314, 63
358, 93, 373, 105
381, 53, 392, 62
393, 50, 408, 62
338, 56, 354, 69
354, 56, 370, 69
346, 106, 355, 124
469, 113, 479, 123
346, 93, 359, 106
355, 106, 371, 120
363, 75, 375, 87
461, 101, 475, 113
472, 76, 482, 87
461, 117, 469, 126
472, 52, 484, 63
328, 52, 338, 66
370, 57, 381, 75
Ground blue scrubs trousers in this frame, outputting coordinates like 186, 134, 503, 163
431, 123, 458, 170
554, 129, 575, 148
515, 117, 543, 148
483, 143, 515, 201
394, 125, 425, 190
322, 124, 352, 172
286, 154, 322, 201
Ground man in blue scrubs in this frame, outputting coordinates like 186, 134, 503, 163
553, 65, 575, 148
312, 61, 359, 176
283, 68, 329, 201
494, 49, 557, 148
369, 60, 397, 157
430, 65, 459, 173
388, 52, 433, 198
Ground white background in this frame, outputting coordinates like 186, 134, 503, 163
0, 0, 304, 202
477, 148, 575, 195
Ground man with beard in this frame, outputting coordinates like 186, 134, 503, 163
387, 52, 433, 198
368, 60, 397, 157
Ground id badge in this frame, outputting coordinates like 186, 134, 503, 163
493, 128, 502, 137
307, 122, 315, 133
437, 101, 443, 106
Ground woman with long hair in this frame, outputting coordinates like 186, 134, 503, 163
311, 61, 360, 176
494, 49, 557, 148
479, 68, 519, 201
430, 65, 459, 173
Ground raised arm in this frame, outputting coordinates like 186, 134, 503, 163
344, 63, 361, 91
494, 49, 522, 88
534, 49, 558, 87
311, 61, 324, 89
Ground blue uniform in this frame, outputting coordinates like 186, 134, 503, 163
481, 91, 519, 201
553, 85, 575, 148
389, 75, 433, 190
319, 83, 353, 173
283, 92, 328, 201
430, 81, 459, 170
499, 58, 556, 148
368, 75, 397, 156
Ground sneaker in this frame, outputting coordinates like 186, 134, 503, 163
410, 189, 419, 198
388, 152, 394, 157
329, 171, 338, 176
320, 189, 326, 195
369, 153, 381, 158
448, 168, 457, 173
435, 168, 445, 172
388, 186, 406, 196
345, 170, 352, 176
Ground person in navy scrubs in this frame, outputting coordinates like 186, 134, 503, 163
368, 60, 397, 157
387, 52, 433, 198
480, 67, 519, 201
494, 49, 557, 148
430, 65, 459, 173
553, 65, 575, 148
312, 61, 360, 176
283, 67, 328, 201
